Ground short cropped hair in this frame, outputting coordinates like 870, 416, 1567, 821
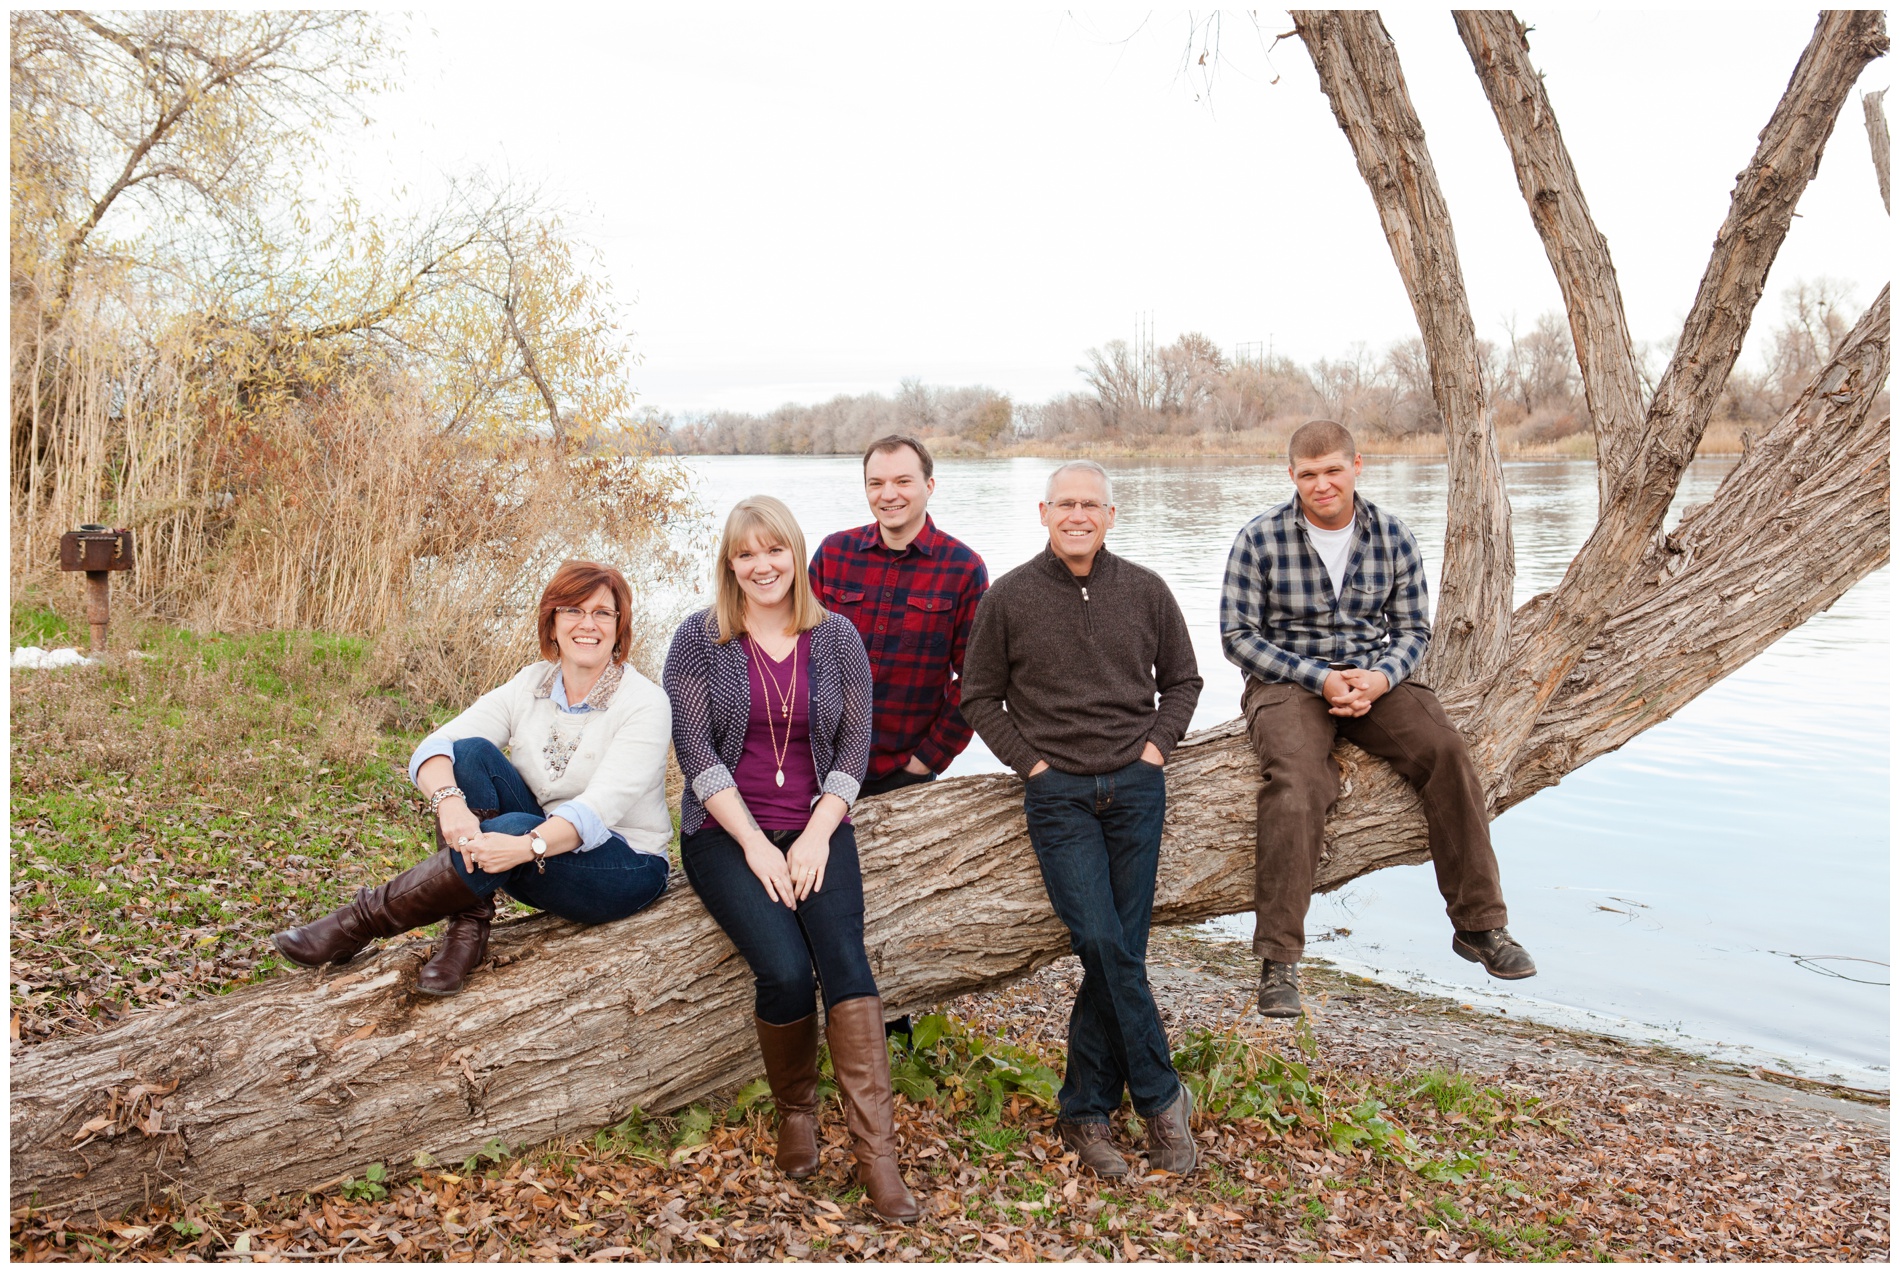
862, 434, 934, 480
712, 495, 826, 644
538, 560, 636, 664
1288, 419, 1357, 466
1044, 459, 1114, 504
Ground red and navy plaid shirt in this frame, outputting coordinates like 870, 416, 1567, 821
808, 515, 989, 781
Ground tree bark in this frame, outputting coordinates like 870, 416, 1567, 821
10, 9, 1890, 1218
1453, 11, 1645, 513
1290, 11, 1515, 691
8, 740, 1430, 1217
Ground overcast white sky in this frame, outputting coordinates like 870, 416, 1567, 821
360, 9, 1891, 416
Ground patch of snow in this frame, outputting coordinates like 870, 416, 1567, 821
11, 646, 97, 669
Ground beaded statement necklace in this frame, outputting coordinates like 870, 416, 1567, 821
748, 635, 800, 788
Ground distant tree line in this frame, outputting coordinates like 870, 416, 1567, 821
661, 281, 1868, 456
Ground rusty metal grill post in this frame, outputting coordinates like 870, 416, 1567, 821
57, 525, 135, 654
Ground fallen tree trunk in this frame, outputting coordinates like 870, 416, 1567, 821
11, 10, 1889, 1217
8, 735, 1427, 1217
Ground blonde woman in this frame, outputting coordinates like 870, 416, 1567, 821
662, 496, 918, 1224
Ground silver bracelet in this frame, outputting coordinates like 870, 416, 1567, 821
430, 785, 466, 813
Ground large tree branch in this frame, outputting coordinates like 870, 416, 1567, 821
1503, 286, 1890, 806
1454, 11, 1645, 513
1866, 88, 1891, 213
1467, 10, 1887, 782
1291, 10, 1514, 690
51, 13, 328, 308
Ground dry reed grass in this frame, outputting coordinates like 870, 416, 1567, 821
12, 306, 704, 714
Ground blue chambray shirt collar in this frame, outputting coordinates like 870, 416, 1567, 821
534, 661, 625, 713
547, 668, 589, 714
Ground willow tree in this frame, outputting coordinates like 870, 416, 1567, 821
10, 10, 1889, 1217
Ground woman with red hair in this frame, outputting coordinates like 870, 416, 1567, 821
273, 560, 673, 994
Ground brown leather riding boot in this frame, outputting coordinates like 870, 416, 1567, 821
417, 892, 495, 996
825, 996, 921, 1224
755, 1014, 822, 1178
272, 849, 484, 970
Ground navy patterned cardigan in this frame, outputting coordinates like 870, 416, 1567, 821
662, 608, 874, 838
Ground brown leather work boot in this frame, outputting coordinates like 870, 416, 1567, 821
1059, 1120, 1130, 1178
826, 996, 921, 1224
755, 1013, 822, 1178
1143, 1081, 1199, 1175
417, 892, 495, 996
1453, 927, 1538, 980
272, 849, 484, 971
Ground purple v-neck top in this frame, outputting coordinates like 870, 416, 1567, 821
735, 632, 821, 830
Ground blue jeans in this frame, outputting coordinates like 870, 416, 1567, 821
1024, 759, 1179, 1123
444, 738, 669, 925
680, 821, 878, 1025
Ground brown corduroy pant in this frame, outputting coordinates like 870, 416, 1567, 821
1243, 676, 1509, 964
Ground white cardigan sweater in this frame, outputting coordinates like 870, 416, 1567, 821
425, 661, 674, 858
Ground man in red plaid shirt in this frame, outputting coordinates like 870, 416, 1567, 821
809, 434, 989, 800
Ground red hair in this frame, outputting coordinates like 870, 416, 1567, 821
537, 560, 635, 664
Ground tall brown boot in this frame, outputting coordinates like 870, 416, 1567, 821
755, 1014, 821, 1178
825, 996, 920, 1224
417, 893, 495, 996
272, 849, 485, 970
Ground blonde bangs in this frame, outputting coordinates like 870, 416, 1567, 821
712, 495, 827, 643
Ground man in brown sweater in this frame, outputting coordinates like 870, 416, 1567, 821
961, 460, 1204, 1178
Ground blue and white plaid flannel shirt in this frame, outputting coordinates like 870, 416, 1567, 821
1219, 492, 1431, 696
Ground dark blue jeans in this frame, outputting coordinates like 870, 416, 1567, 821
680, 821, 878, 1025
1024, 759, 1179, 1123
444, 737, 669, 925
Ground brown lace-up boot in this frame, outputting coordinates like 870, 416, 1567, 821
272, 849, 485, 971
755, 1014, 822, 1177
825, 996, 921, 1223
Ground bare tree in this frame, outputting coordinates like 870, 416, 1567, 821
9, 11, 1888, 1216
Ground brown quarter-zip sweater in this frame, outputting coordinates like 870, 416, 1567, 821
961, 545, 1203, 778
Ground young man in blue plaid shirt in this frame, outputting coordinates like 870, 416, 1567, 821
1221, 420, 1535, 1018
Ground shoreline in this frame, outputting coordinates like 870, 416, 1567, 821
665, 443, 1748, 462
1139, 931, 1890, 1117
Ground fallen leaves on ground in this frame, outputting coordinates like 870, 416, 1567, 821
11, 944, 1889, 1262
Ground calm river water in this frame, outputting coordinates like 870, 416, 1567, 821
678, 455, 1890, 1088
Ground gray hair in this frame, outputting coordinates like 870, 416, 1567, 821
1045, 459, 1114, 504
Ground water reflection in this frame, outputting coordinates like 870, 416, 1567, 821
678, 454, 1889, 1086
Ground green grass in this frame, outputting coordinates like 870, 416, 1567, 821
10, 601, 447, 1039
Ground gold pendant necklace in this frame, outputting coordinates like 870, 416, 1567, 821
751, 635, 800, 787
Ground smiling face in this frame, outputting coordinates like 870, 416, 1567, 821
1039, 466, 1116, 573
729, 535, 797, 613
863, 445, 934, 543
553, 583, 619, 672
1290, 449, 1363, 530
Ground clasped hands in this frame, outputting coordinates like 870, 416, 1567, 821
1322, 667, 1389, 717
744, 828, 830, 909
436, 799, 535, 873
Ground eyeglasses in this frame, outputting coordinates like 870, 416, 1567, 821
1050, 500, 1107, 514
553, 607, 619, 625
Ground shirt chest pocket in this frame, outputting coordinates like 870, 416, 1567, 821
1340, 573, 1389, 618
899, 593, 955, 655
822, 586, 870, 635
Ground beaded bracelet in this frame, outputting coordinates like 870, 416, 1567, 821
430, 785, 467, 813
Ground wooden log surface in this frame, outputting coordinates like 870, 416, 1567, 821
8, 725, 1426, 1217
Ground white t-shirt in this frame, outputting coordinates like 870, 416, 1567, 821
1301, 515, 1357, 598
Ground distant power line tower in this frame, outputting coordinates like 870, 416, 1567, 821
1135, 310, 1157, 410
1233, 336, 1275, 369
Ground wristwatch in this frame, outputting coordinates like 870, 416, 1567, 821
529, 832, 549, 874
